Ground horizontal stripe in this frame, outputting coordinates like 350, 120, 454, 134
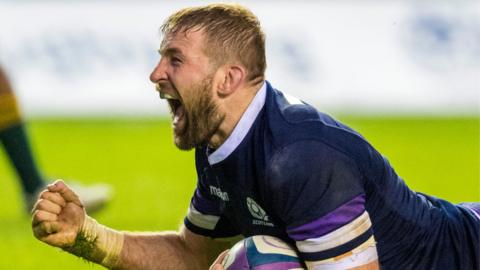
299, 227, 373, 261
296, 210, 371, 253
306, 236, 378, 269
184, 218, 216, 237
186, 204, 220, 230
191, 189, 222, 215
184, 218, 241, 239
287, 194, 366, 240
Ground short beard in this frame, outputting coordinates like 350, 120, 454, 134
174, 76, 225, 150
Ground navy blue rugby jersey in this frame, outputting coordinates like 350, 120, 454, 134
183, 81, 479, 269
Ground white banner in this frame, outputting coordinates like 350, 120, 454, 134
0, 1, 479, 116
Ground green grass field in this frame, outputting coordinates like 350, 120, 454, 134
0, 116, 478, 269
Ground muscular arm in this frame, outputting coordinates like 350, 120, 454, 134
265, 141, 380, 270
32, 180, 233, 270
115, 226, 231, 270
210, 236, 379, 270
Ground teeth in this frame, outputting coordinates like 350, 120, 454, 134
159, 92, 177, 100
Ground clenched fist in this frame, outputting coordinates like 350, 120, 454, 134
32, 180, 86, 248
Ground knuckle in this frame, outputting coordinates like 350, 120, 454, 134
37, 200, 46, 209
38, 212, 47, 221
40, 191, 52, 200
33, 210, 41, 220
40, 222, 48, 231
41, 222, 53, 234
52, 192, 64, 200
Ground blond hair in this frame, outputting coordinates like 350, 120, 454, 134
161, 3, 266, 83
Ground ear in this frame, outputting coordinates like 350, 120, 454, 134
216, 65, 246, 97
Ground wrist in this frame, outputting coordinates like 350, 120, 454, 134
67, 216, 124, 268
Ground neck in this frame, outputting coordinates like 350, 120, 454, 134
208, 81, 263, 149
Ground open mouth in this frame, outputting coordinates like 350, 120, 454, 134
159, 92, 185, 129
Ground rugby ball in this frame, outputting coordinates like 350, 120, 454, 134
222, 235, 305, 270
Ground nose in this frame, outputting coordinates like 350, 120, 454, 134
150, 58, 167, 83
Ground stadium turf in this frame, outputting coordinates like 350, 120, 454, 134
0, 116, 478, 269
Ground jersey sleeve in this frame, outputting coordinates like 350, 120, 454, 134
183, 148, 240, 238
184, 186, 239, 238
266, 140, 376, 262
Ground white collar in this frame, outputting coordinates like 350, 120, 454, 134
208, 82, 267, 165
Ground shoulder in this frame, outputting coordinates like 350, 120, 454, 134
263, 139, 367, 227
267, 85, 320, 124
267, 140, 362, 185
264, 84, 374, 167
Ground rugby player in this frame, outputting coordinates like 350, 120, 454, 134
32, 4, 479, 269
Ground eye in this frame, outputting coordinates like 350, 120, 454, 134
170, 57, 182, 66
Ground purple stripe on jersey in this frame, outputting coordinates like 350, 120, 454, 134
254, 262, 304, 270
191, 189, 222, 215
287, 194, 366, 241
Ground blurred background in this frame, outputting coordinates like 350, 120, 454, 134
0, 0, 478, 269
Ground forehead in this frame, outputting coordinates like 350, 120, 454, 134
160, 28, 207, 57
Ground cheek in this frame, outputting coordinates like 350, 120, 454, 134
168, 72, 194, 94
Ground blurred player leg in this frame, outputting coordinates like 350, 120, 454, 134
0, 66, 111, 213
0, 67, 45, 208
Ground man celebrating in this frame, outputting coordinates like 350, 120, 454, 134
32, 4, 479, 269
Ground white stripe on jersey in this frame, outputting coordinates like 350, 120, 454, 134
306, 236, 378, 269
296, 211, 372, 253
186, 204, 220, 230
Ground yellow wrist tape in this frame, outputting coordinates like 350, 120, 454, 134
81, 216, 125, 268
0, 92, 21, 130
